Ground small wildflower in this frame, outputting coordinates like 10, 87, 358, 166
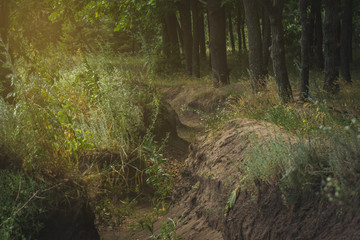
352, 118, 357, 124
345, 126, 350, 131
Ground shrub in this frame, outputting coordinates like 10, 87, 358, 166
0, 170, 48, 239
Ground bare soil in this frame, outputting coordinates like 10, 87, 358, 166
100, 83, 360, 240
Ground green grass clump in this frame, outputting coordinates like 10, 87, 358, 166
237, 118, 360, 210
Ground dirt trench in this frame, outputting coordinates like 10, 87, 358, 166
103, 84, 360, 240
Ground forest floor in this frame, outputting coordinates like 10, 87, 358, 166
99, 81, 360, 240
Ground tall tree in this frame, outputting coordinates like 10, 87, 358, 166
299, 0, 311, 101
228, 10, 236, 52
236, 0, 247, 51
207, 0, 229, 86
191, 0, 200, 78
178, 0, 193, 76
162, 7, 181, 66
243, 0, 265, 91
236, 4, 243, 51
323, 0, 340, 92
199, 8, 206, 58
311, 0, 324, 69
262, 0, 293, 103
262, 7, 271, 75
340, 0, 353, 83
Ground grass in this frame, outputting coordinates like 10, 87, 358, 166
0, 45, 177, 237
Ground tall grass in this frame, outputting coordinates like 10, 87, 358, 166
0, 43, 170, 235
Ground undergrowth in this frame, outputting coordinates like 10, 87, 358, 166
0, 43, 172, 237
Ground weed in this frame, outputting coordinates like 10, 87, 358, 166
149, 218, 182, 240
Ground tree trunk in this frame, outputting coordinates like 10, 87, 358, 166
241, 5, 247, 50
340, 0, 352, 83
207, 9, 212, 68
0, 0, 12, 103
191, 0, 200, 78
228, 11, 235, 52
262, 0, 293, 103
207, 0, 229, 86
262, 7, 271, 75
312, 0, 324, 69
299, 0, 311, 101
162, 10, 181, 66
199, 8, 206, 59
176, 16, 184, 55
236, 4, 242, 51
178, 0, 193, 76
243, 0, 265, 91
323, 0, 340, 92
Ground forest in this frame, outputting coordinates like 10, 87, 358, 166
1, 0, 360, 239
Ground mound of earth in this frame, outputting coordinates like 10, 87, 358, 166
161, 83, 245, 140
131, 118, 360, 240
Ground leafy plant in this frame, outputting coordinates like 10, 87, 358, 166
149, 218, 182, 240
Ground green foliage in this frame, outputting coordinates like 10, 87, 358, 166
236, 116, 360, 210
225, 187, 239, 214
0, 41, 169, 234
241, 133, 292, 188
144, 136, 172, 210
0, 170, 48, 240
149, 218, 182, 240
323, 119, 360, 209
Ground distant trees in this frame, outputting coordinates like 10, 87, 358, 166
262, 0, 293, 102
1, 0, 359, 104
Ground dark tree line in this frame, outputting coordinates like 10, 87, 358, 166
0, 0, 358, 104
157, 0, 357, 103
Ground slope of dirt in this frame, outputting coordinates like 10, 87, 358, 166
132, 116, 360, 240
131, 118, 290, 240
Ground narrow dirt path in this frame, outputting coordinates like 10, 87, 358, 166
98, 86, 207, 240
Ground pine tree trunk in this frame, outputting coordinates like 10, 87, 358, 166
208, 0, 229, 86
199, 8, 206, 59
207, 9, 212, 68
241, 11, 247, 50
228, 11, 235, 52
312, 0, 324, 69
262, 0, 293, 103
340, 0, 352, 83
243, 0, 265, 91
178, 0, 193, 76
299, 0, 311, 101
323, 0, 339, 92
162, 10, 181, 66
262, 7, 271, 75
236, 4, 242, 51
191, 0, 200, 78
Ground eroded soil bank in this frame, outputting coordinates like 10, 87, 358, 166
102, 84, 360, 240
131, 118, 360, 240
